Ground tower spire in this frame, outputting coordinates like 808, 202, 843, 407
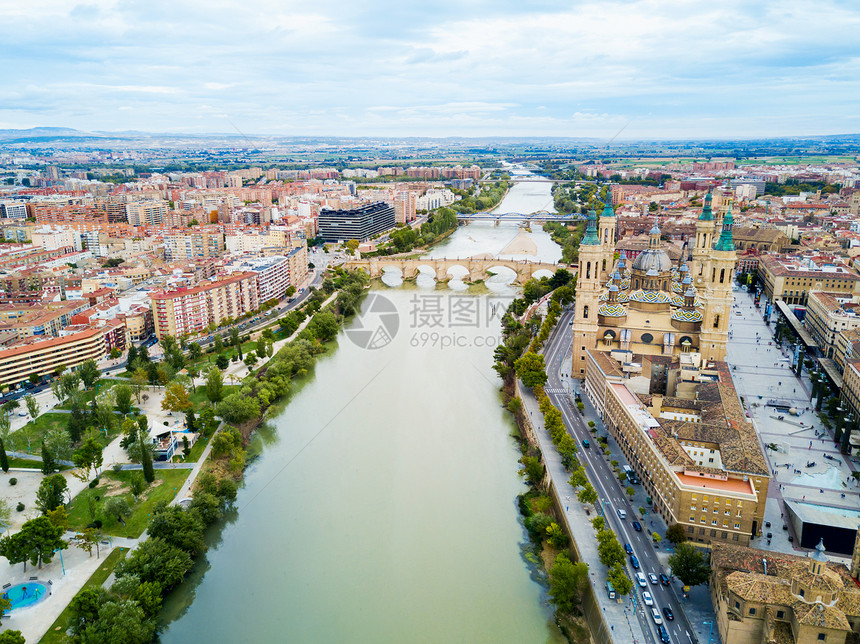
715, 200, 735, 251
582, 208, 600, 245
699, 192, 714, 221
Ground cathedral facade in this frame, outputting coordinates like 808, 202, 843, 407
571, 194, 738, 376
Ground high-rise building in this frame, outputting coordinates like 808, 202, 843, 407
0, 202, 28, 220
318, 202, 395, 242
164, 231, 226, 260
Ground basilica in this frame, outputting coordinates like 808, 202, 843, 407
571, 193, 738, 376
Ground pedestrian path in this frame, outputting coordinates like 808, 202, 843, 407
518, 384, 646, 644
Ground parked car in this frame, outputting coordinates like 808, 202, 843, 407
662, 606, 674, 621
649, 573, 658, 585
624, 543, 633, 555
642, 591, 653, 606
651, 608, 663, 625
658, 624, 671, 643
631, 521, 642, 532
636, 572, 647, 587
630, 555, 640, 569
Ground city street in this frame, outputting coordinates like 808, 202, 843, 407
541, 307, 702, 644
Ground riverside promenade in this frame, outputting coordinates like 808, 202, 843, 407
517, 381, 647, 644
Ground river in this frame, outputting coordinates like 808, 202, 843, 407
159, 174, 565, 643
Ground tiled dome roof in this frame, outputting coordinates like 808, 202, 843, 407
629, 289, 672, 304
598, 303, 627, 317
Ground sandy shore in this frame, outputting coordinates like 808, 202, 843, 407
500, 232, 538, 256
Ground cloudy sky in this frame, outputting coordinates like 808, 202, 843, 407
2, 0, 859, 138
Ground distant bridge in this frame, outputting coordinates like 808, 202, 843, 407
457, 210, 585, 224
343, 256, 564, 285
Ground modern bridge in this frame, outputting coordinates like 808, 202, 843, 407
456, 210, 585, 223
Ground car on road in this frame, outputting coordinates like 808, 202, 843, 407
632, 521, 642, 532
642, 591, 653, 606
636, 572, 647, 587
651, 608, 663, 625
662, 606, 674, 621
659, 573, 670, 586
658, 624, 671, 643
649, 573, 658, 585
624, 543, 633, 555
630, 555, 640, 569
581, 439, 590, 448
617, 508, 626, 519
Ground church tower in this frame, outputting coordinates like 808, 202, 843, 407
699, 199, 736, 362
691, 192, 716, 288
572, 208, 603, 376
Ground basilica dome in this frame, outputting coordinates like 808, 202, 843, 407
631, 248, 673, 273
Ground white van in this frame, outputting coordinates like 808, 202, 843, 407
636, 572, 647, 587
651, 608, 663, 625
617, 508, 627, 520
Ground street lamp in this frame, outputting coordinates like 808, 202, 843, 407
703, 620, 714, 644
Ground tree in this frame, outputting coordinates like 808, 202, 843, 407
568, 467, 588, 489
548, 552, 589, 614
115, 536, 193, 590
546, 522, 569, 548
668, 543, 711, 587
519, 455, 544, 486
127, 344, 138, 365
78, 599, 156, 644
597, 532, 626, 568
110, 347, 122, 359
137, 345, 150, 363
129, 471, 147, 502
67, 401, 88, 443
104, 497, 131, 525
76, 528, 104, 559
307, 311, 338, 342
130, 368, 148, 403
132, 434, 153, 487
591, 516, 605, 532
68, 587, 105, 636
36, 473, 68, 514
229, 327, 240, 349
114, 384, 133, 415
0, 437, 8, 473
608, 562, 633, 596
577, 482, 598, 505
0, 498, 11, 534
514, 352, 548, 388
72, 437, 104, 481
148, 503, 206, 555
78, 360, 100, 389
0, 515, 66, 569
188, 342, 202, 361
243, 351, 258, 368
205, 367, 224, 403
652, 532, 662, 544
0, 631, 24, 644
215, 353, 229, 370
162, 382, 192, 413
666, 523, 686, 545
1, 399, 19, 414
60, 371, 81, 400
24, 394, 40, 419
41, 440, 58, 474
217, 393, 260, 424
111, 574, 163, 618
214, 336, 224, 353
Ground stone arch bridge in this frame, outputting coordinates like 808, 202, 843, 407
343, 257, 565, 285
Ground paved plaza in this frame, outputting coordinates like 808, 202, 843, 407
726, 287, 860, 561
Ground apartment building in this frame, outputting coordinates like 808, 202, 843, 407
227, 256, 290, 303
0, 326, 107, 389
586, 349, 769, 546
150, 272, 259, 338
164, 230, 226, 260
758, 255, 860, 305
805, 291, 860, 360
126, 200, 167, 226
0, 201, 28, 220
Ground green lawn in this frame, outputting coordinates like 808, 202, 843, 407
4, 413, 69, 455
189, 384, 238, 407
5, 456, 70, 470
66, 469, 191, 538
39, 547, 129, 644
179, 432, 211, 463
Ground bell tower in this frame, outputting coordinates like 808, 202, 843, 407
572, 208, 602, 376
699, 199, 736, 362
